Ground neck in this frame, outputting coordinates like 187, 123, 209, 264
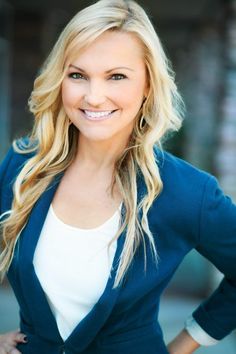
74, 134, 131, 171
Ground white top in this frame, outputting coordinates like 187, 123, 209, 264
33, 203, 218, 345
33, 204, 121, 340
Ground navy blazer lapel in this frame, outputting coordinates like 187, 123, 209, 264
18, 176, 63, 343
17, 174, 125, 350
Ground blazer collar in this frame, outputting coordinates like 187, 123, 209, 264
17, 174, 126, 351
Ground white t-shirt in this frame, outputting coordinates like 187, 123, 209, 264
33, 204, 121, 340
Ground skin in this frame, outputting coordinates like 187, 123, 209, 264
1, 31, 200, 353
167, 329, 200, 353
52, 30, 149, 229
0, 330, 26, 354
62, 30, 149, 169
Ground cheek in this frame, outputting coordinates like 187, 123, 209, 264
61, 82, 82, 107
121, 88, 144, 111
115, 83, 143, 107
61, 82, 71, 107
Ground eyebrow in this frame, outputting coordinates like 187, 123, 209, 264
69, 64, 135, 73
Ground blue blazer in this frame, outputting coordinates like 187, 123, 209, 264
0, 143, 236, 354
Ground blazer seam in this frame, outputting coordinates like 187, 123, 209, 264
197, 175, 212, 245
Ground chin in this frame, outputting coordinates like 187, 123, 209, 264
80, 132, 116, 142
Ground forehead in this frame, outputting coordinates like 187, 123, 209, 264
68, 31, 145, 70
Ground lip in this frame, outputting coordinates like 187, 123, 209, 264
81, 109, 116, 112
80, 109, 118, 121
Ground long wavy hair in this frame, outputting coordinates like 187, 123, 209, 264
0, 0, 184, 287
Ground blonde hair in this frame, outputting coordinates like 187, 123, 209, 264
0, 0, 184, 287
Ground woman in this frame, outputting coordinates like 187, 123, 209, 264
0, 0, 235, 353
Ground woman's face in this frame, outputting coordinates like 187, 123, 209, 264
62, 30, 149, 143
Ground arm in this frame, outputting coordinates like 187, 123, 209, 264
167, 329, 200, 354
193, 175, 236, 339
167, 314, 220, 353
0, 146, 29, 352
169, 175, 236, 353
0, 151, 27, 353
0, 146, 14, 215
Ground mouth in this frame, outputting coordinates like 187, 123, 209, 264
80, 109, 118, 121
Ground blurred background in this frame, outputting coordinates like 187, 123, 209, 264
0, 0, 236, 352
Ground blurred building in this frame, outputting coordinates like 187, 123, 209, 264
0, 0, 236, 299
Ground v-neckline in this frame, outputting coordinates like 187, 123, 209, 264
16, 173, 126, 350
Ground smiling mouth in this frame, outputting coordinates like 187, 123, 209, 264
80, 109, 118, 120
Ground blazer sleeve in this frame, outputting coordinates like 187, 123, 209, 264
0, 146, 14, 215
192, 175, 236, 340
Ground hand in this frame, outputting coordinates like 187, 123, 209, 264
0, 330, 27, 354
167, 329, 200, 354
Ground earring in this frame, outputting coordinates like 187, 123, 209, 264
139, 115, 146, 130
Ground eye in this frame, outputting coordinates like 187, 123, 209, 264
110, 73, 127, 81
68, 72, 86, 80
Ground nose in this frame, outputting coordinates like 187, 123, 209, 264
83, 80, 106, 107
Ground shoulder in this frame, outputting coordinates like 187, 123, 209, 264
150, 147, 224, 244
152, 146, 216, 228
13, 135, 38, 159
154, 145, 211, 193
0, 137, 37, 213
0, 136, 37, 183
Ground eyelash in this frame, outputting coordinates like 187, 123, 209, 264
68, 72, 127, 81
68, 73, 84, 80
111, 74, 127, 80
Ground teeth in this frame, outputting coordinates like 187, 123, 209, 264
84, 110, 113, 118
